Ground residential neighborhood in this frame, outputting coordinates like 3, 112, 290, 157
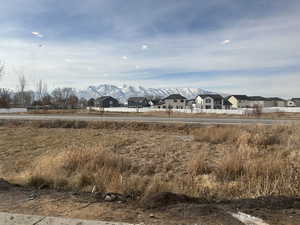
1, 85, 300, 113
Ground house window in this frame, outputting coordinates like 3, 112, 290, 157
205, 99, 211, 103
206, 105, 211, 109
176, 106, 179, 109
180, 100, 184, 103
163, 106, 166, 109
174, 99, 178, 103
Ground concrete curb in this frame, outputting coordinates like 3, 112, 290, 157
0, 212, 135, 225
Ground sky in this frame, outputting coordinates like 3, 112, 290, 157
0, 0, 300, 98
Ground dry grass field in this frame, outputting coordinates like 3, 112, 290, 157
24, 108, 300, 120
0, 120, 300, 201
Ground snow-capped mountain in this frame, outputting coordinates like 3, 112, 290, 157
78, 84, 213, 103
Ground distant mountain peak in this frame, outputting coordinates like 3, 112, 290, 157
78, 84, 212, 103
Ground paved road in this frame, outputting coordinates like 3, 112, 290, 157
0, 114, 298, 125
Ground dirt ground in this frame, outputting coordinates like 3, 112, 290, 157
1, 179, 300, 225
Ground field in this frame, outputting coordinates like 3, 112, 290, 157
1, 120, 300, 199
0, 120, 300, 224
24, 108, 300, 120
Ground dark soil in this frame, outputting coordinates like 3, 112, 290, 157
1, 179, 300, 225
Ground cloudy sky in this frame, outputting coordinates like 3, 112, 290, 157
0, 0, 299, 97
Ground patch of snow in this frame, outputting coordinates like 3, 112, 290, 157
230, 212, 269, 225
77, 84, 213, 103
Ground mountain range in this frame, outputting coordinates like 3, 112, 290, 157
77, 84, 212, 103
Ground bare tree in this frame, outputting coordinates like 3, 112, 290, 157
253, 104, 263, 117
0, 61, 4, 81
35, 80, 48, 101
17, 73, 27, 106
61, 88, 74, 105
166, 105, 173, 119
0, 88, 11, 108
51, 87, 76, 108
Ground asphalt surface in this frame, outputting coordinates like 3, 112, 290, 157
0, 114, 298, 125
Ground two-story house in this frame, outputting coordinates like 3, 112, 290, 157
195, 94, 231, 109
158, 94, 187, 109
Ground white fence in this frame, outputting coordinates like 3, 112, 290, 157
88, 107, 252, 115
262, 107, 300, 113
88, 106, 300, 115
0, 108, 28, 114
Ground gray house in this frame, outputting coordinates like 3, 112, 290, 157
291, 98, 300, 107
158, 94, 187, 109
127, 97, 150, 108
246, 96, 273, 108
267, 97, 286, 107
95, 96, 119, 108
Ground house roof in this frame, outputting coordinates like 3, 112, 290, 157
247, 96, 268, 101
198, 94, 224, 100
96, 96, 118, 103
187, 99, 195, 102
291, 98, 300, 101
163, 94, 186, 100
268, 97, 286, 101
149, 99, 161, 105
228, 95, 249, 100
224, 99, 232, 105
128, 97, 148, 103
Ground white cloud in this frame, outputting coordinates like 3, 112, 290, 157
221, 39, 231, 45
141, 45, 149, 50
121, 56, 128, 60
32, 32, 43, 38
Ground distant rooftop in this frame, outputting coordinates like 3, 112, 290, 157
229, 95, 249, 100
198, 94, 224, 100
164, 94, 187, 100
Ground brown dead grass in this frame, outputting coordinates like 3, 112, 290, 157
24, 108, 300, 119
0, 120, 299, 200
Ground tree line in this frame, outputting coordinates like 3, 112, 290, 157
0, 63, 90, 109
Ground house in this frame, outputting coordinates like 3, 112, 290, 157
127, 97, 150, 108
87, 98, 96, 107
291, 98, 300, 107
223, 98, 233, 109
195, 94, 230, 109
158, 94, 187, 109
95, 96, 119, 108
267, 97, 286, 107
227, 95, 249, 108
148, 98, 162, 108
186, 99, 196, 109
246, 96, 273, 108
286, 99, 296, 107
